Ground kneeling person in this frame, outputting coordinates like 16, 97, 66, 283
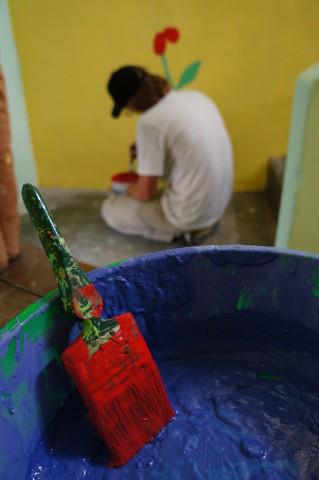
102, 65, 233, 243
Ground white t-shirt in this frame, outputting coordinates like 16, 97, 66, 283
136, 90, 233, 231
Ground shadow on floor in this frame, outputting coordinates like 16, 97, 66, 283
20, 189, 276, 267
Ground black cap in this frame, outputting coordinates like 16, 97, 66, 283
107, 66, 146, 118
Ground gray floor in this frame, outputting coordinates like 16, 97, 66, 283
20, 189, 276, 267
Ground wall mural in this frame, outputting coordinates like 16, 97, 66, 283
153, 27, 202, 89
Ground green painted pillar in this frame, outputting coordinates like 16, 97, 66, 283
276, 63, 319, 253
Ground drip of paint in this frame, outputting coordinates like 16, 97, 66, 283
258, 372, 284, 381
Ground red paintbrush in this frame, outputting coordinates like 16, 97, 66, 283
22, 184, 174, 467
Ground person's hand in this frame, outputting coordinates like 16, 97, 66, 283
127, 175, 158, 201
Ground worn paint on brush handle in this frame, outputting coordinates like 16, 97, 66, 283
22, 184, 118, 350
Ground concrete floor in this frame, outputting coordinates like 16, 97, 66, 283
20, 189, 276, 267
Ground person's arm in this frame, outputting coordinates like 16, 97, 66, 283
127, 175, 158, 201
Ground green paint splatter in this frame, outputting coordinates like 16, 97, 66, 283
0, 407, 12, 422
12, 380, 28, 409
23, 310, 54, 342
0, 306, 68, 380
0, 337, 17, 380
279, 255, 291, 270
312, 271, 319, 298
258, 372, 284, 381
236, 293, 252, 311
0, 391, 10, 402
227, 270, 236, 277
106, 258, 128, 268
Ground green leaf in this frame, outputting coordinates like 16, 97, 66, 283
176, 61, 202, 89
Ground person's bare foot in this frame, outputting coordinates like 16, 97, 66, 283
184, 223, 220, 246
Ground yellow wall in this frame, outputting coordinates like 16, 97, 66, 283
8, 0, 319, 191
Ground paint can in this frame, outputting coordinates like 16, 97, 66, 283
111, 171, 138, 195
3, 246, 319, 479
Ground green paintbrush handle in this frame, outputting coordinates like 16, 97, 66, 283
22, 184, 90, 313
22, 184, 118, 350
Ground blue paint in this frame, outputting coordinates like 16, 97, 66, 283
240, 438, 267, 460
2, 246, 319, 479
26, 320, 319, 479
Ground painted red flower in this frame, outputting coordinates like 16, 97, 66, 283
153, 27, 180, 55
153, 32, 166, 55
164, 27, 180, 43
152, 26, 201, 89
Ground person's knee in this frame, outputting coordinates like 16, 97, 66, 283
101, 195, 132, 231
100, 197, 113, 227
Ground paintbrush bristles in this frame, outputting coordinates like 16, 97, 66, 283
62, 312, 174, 467
92, 362, 174, 466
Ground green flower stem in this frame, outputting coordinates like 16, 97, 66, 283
160, 54, 174, 88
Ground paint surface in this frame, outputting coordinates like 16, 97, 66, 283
26, 311, 319, 479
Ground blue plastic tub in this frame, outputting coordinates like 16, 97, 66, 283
1, 246, 319, 479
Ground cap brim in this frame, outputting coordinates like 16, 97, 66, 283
112, 104, 122, 118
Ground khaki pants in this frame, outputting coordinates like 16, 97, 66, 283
101, 193, 182, 242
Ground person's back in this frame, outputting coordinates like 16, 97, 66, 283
137, 89, 233, 230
